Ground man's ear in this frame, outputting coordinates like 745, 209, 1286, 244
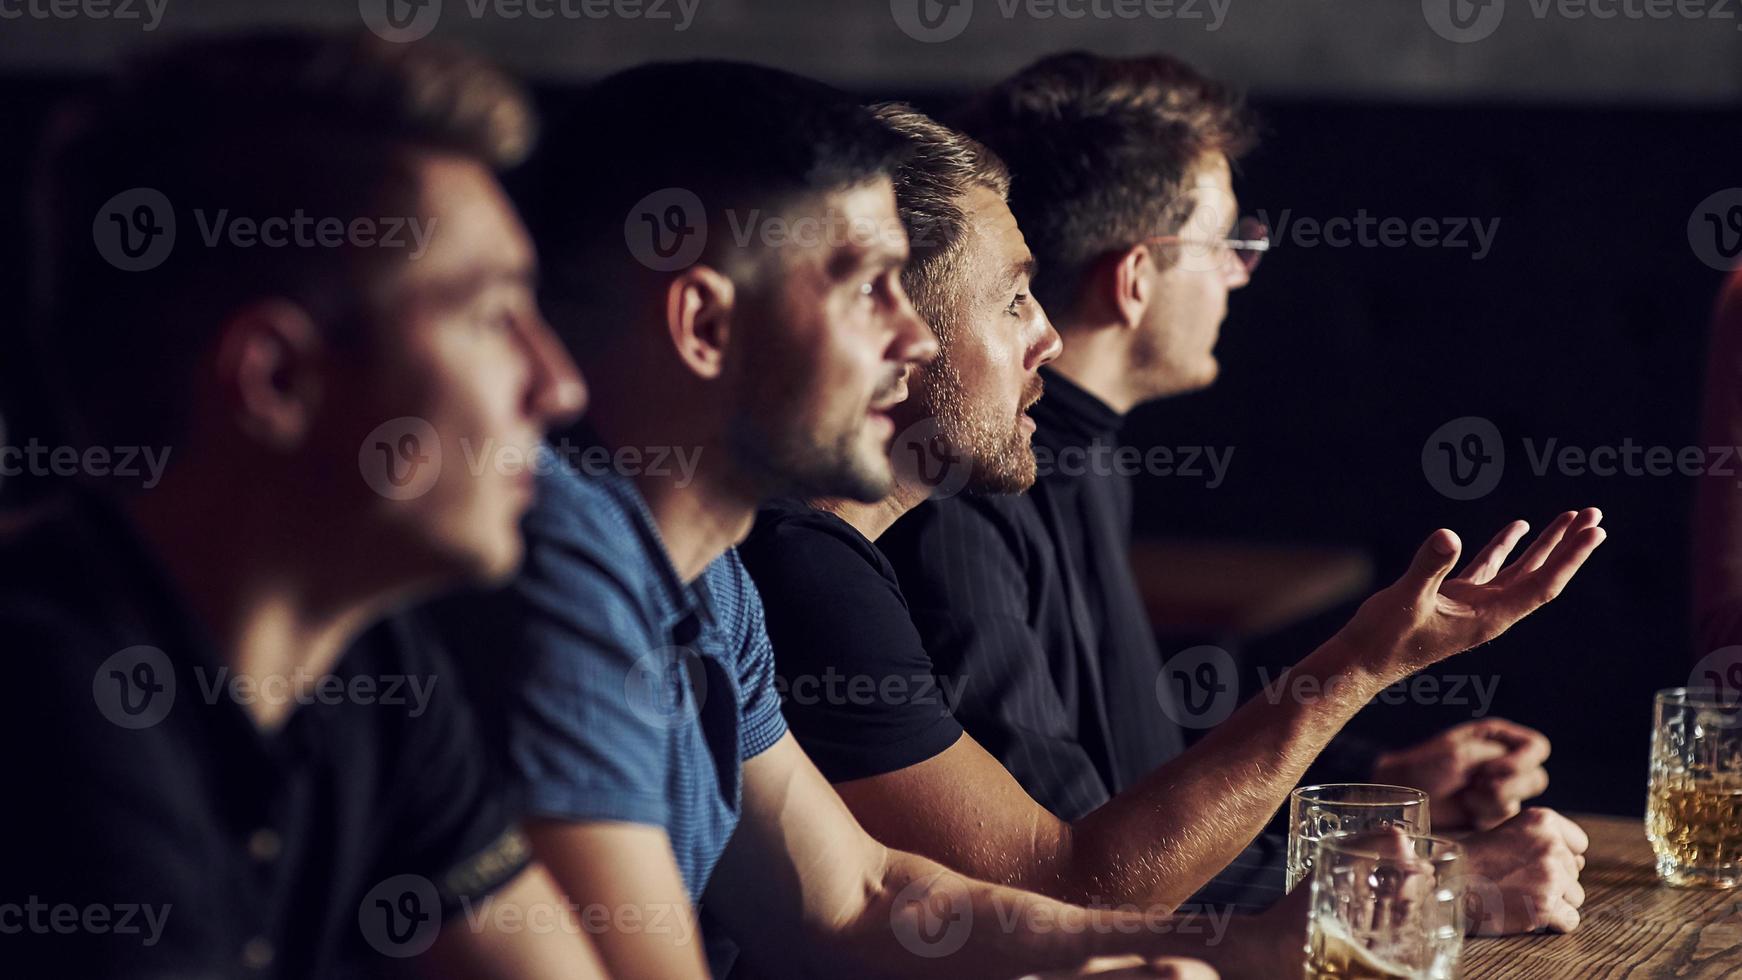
663, 264, 737, 380
211, 299, 326, 451
1079, 244, 1155, 332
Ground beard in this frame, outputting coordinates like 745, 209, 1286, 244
907, 346, 1044, 496
729, 356, 903, 504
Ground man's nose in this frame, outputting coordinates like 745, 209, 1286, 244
1223, 249, 1252, 290
892, 283, 940, 366
523, 315, 588, 428
1026, 306, 1064, 372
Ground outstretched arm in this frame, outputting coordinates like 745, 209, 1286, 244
839, 511, 1606, 911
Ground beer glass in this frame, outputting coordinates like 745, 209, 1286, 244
1287, 784, 1431, 892
1647, 688, 1742, 888
1304, 831, 1465, 979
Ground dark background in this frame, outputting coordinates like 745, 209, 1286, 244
4, 3, 1740, 817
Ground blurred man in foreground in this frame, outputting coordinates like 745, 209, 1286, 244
2, 30, 602, 978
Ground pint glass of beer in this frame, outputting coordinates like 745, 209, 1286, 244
1647, 688, 1742, 888
1304, 831, 1465, 980
1287, 784, 1430, 892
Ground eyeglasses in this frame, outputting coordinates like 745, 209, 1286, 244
1144, 216, 1271, 274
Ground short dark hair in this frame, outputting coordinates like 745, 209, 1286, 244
871, 102, 1010, 341
528, 60, 907, 357
957, 51, 1256, 315
30, 29, 535, 452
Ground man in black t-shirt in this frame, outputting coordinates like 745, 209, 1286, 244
2, 31, 601, 978
742, 102, 1606, 938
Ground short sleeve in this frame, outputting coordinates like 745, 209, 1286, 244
738, 509, 962, 783
712, 550, 788, 761
439, 499, 682, 832
372, 618, 533, 915
880, 496, 1112, 819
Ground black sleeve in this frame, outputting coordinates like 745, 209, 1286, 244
374, 616, 532, 917
738, 508, 962, 783
879, 497, 1114, 820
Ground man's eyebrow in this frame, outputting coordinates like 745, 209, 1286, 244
1006, 255, 1037, 287
421, 260, 538, 307
828, 240, 907, 280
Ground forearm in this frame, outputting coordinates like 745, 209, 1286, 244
817, 844, 1269, 980
1060, 633, 1393, 908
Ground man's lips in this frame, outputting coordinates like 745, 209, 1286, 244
869, 383, 909, 414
